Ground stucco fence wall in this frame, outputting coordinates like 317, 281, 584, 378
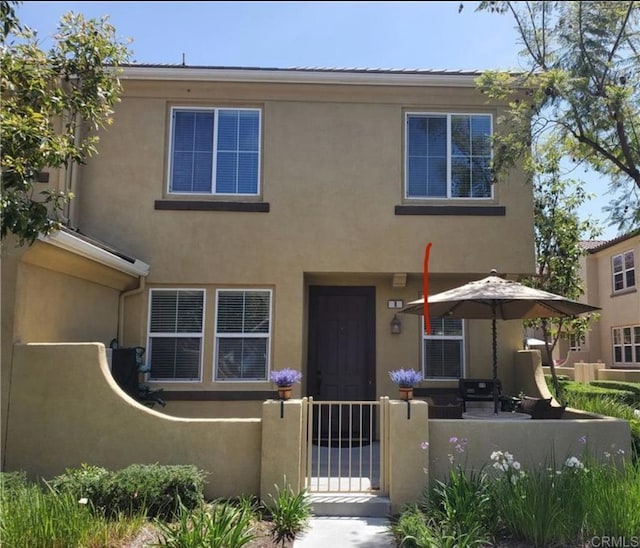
3, 344, 632, 514
3, 344, 262, 500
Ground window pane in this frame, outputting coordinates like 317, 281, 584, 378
614, 273, 624, 291
623, 328, 632, 344
614, 347, 622, 362
217, 110, 238, 150
624, 251, 634, 269
613, 255, 623, 272
407, 115, 447, 198
624, 346, 633, 362
217, 292, 245, 333
217, 291, 270, 334
451, 116, 471, 156
626, 270, 635, 288
171, 111, 214, 193
407, 157, 428, 197
149, 337, 201, 380
424, 339, 462, 378
471, 157, 492, 198
216, 151, 238, 193
237, 152, 259, 194
471, 116, 492, 156
451, 157, 471, 198
216, 338, 267, 380
239, 111, 260, 151
244, 291, 270, 332
613, 328, 621, 344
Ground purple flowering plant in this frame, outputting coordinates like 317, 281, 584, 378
389, 368, 423, 388
270, 368, 303, 387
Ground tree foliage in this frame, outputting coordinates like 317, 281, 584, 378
521, 141, 601, 399
475, 1, 640, 233
0, 0, 131, 245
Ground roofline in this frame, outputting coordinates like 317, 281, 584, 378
120, 65, 489, 87
587, 228, 640, 254
40, 229, 150, 278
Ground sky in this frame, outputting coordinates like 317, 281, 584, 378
16, 0, 624, 240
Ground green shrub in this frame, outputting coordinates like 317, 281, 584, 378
155, 499, 255, 548
0, 471, 30, 495
50, 463, 207, 519
589, 380, 640, 394
562, 382, 636, 405
101, 463, 206, 519
50, 463, 109, 503
265, 479, 311, 546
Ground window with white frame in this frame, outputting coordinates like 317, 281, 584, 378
169, 107, 261, 195
569, 332, 586, 352
612, 250, 635, 292
215, 289, 271, 381
422, 317, 465, 378
612, 325, 640, 366
405, 113, 492, 199
147, 289, 205, 381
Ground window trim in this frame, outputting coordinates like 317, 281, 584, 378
612, 324, 640, 366
421, 316, 466, 380
213, 288, 273, 382
146, 288, 206, 383
612, 250, 635, 293
404, 111, 494, 201
167, 106, 262, 197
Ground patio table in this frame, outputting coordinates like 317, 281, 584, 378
462, 410, 531, 420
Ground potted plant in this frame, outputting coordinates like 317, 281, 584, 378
270, 368, 303, 400
389, 368, 423, 400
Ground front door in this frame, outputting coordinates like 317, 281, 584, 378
308, 286, 376, 442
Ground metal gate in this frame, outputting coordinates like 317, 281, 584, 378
304, 397, 389, 494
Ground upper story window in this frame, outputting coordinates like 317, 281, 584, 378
214, 289, 272, 381
169, 107, 261, 196
147, 289, 205, 381
612, 250, 635, 292
405, 113, 492, 200
422, 316, 465, 379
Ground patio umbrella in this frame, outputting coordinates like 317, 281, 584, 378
400, 270, 600, 414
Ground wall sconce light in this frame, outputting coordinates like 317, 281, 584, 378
390, 314, 402, 335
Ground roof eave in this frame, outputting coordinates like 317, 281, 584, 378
120, 66, 484, 87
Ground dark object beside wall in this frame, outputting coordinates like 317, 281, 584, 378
519, 396, 566, 419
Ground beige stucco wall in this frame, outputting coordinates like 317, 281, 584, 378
583, 234, 639, 366
68, 74, 535, 403
427, 414, 631, 485
4, 343, 262, 499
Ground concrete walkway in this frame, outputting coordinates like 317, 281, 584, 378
294, 516, 395, 547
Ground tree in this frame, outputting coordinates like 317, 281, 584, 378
474, 1, 640, 233
0, 1, 131, 246
522, 141, 601, 400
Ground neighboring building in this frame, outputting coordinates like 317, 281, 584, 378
566, 230, 640, 368
2, 65, 536, 424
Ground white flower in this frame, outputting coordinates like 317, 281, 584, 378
512, 461, 521, 470
565, 456, 584, 469
78, 497, 88, 505
420, 441, 430, 450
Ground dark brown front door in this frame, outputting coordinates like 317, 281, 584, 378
308, 286, 376, 443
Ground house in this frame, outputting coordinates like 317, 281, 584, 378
3, 65, 633, 508
553, 230, 640, 375
2, 65, 538, 420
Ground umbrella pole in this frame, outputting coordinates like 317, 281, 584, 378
492, 306, 499, 415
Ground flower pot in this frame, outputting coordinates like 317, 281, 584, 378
277, 385, 293, 400
399, 387, 414, 401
